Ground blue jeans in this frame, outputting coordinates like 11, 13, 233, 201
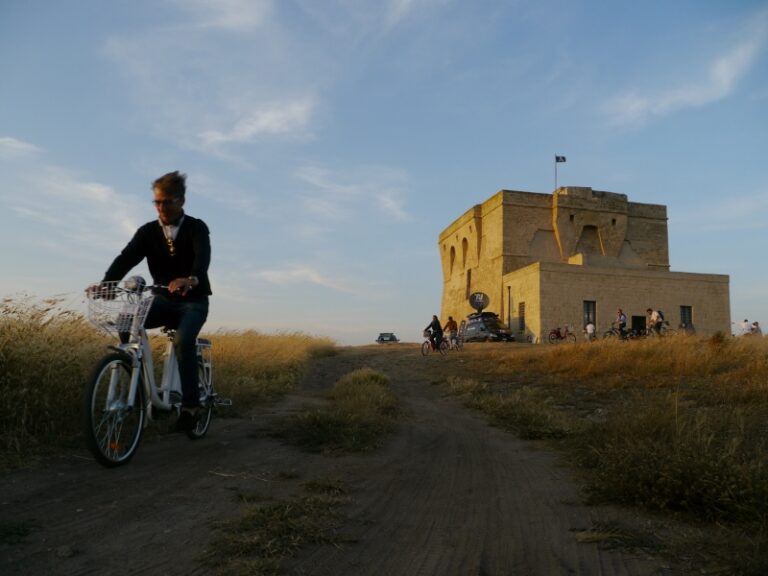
145, 295, 209, 408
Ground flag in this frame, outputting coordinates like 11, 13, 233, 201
555, 155, 566, 163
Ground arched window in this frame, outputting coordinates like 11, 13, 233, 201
462, 238, 469, 268
450, 246, 456, 275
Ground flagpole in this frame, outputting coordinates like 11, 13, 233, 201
554, 158, 557, 191
554, 155, 566, 190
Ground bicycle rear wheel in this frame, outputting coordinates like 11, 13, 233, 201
83, 352, 145, 467
438, 339, 450, 355
567, 333, 577, 344
187, 361, 214, 439
548, 332, 558, 344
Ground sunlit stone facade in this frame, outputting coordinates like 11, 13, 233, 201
439, 187, 730, 340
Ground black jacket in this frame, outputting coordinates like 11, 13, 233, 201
103, 215, 212, 300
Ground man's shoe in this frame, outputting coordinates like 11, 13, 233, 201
175, 409, 199, 433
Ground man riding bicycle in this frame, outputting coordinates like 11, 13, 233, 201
95, 171, 212, 432
443, 316, 458, 347
425, 315, 444, 350
647, 308, 663, 336
616, 308, 627, 339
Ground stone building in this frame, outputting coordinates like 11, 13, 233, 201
439, 187, 730, 340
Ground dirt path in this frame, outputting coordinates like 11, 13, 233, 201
0, 345, 669, 575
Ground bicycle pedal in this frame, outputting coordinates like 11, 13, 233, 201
214, 397, 233, 407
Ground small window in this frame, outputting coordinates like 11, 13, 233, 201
465, 269, 472, 299
680, 306, 693, 328
518, 302, 526, 332
583, 300, 596, 327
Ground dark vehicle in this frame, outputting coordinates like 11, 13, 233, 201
376, 332, 400, 344
462, 312, 515, 342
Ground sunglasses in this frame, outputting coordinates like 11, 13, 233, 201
152, 199, 180, 207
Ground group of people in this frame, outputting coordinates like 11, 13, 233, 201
583, 307, 672, 341
424, 314, 459, 349
739, 318, 763, 337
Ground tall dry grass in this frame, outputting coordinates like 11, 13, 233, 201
213, 330, 336, 417
442, 336, 768, 574
0, 297, 106, 464
0, 297, 336, 467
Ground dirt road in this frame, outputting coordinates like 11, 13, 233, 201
1, 345, 669, 575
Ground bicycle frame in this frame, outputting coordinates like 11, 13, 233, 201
110, 327, 194, 424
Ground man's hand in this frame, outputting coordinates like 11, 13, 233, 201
169, 276, 197, 296
85, 282, 116, 300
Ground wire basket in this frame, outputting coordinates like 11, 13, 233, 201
86, 280, 155, 340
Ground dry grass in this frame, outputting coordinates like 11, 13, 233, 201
212, 330, 336, 417
277, 368, 401, 453
0, 297, 336, 467
203, 478, 351, 576
436, 336, 768, 574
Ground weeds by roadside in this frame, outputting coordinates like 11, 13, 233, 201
278, 368, 401, 453
203, 478, 352, 576
436, 337, 768, 574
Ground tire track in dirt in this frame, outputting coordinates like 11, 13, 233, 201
1, 345, 668, 576
283, 346, 667, 576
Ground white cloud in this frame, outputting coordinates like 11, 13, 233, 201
385, 0, 448, 27
673, 190, 768, 233
0, 136, 42, 159
255, 264, 357, 294
376, 187, 409, 221
171, 0, 272, 31
7, 164, 141, 245
605, 11, 768, 125
295, 164, 411, 225
199, 98, 314, 146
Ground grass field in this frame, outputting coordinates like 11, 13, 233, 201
438, 334, 768, 575
4, 297, 768, 573
0, 296, 335, 468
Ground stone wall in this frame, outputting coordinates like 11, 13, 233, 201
438, 187, 729, 339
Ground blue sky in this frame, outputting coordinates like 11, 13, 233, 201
1, 0, 767, 344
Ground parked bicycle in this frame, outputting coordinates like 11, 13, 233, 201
421, 329, 449, 356
548, 325, 577, 344
83, 278, 229, 467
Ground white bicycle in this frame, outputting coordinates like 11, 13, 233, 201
83, 278, 227, 467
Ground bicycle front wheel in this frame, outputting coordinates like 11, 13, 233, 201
421, 341, 431, 356
83, 353, 145, 467
567, 333, 577, 344
438, 339, 450, 355
187, 361, 214, 439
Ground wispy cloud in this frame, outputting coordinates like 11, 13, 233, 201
385, 0, 447, 27
673, 189, 768, 233
0, 144, 141, 252
199, 98, 314, 146
0, 136, 42, 159
605, 11, 768, 126
104, 2, 316, 157
295, 164, 411, 225
255, 264, 358, 294
171, 0, 273, 31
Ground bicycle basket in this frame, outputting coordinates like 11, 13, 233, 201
86, 280, 154, 339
